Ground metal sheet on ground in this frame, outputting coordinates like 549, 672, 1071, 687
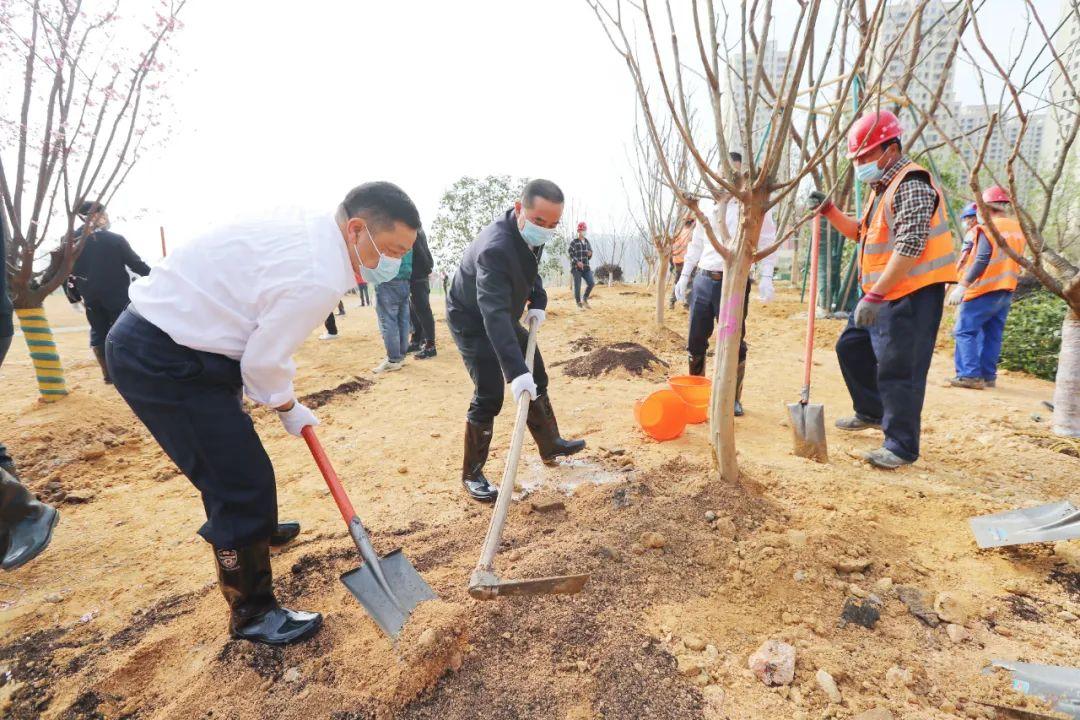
969, 500, 1080, 548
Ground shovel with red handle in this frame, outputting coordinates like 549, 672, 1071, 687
301, 426, 436, 638
787, 213, 829, 463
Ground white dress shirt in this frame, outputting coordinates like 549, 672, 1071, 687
129, 208, 355, 407
681, 201, 778, 279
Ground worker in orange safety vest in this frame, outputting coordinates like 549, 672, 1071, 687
946, 186, 1027, 390
809, 110, 957, 469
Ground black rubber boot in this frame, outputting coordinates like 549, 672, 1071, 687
688, 353, 706, 377
526, 394, 586, 465
269, 522, 300, 546
1, 468, 60, 571
734, 361, 746, 417
214, 540, 322, 646
92, 345, 112, 384
462, 421, 498, 502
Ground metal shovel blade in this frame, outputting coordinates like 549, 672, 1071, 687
340, 549, 438, 638
969, 500, 1080, 549
990, 660, 1080, 719
468, 568, 589, 600
788, 401, 828, 463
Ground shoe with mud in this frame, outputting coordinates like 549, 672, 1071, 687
1, 468, 60, 571
461, 421, 498, 503
215, 541, 322, 646
861, 447, 912, 470
948, 376, 986, 390
406, 340, 422, 354
527, 394, 586, 465
984, 378, 997, 388
269, 521, 300, 546
415, 345, 437, 360
835, 415, 881, 431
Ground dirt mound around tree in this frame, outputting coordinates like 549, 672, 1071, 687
559, 342, 668, 378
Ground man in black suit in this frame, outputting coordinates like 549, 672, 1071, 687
446, 179, 585, 502
64, 201, 150, 383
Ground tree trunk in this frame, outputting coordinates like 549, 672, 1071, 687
708, 212, 761, 484
1052, 310, 1080, 437
16, 306, 68, 402
655, 254, 669, 326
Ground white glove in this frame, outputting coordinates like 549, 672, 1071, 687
277, 401, 318, 437
946, 285, 967, 306
758, 274, 775, 303
510, 372, 538, 402
524, 308, 546, 328
674, 275, 690, 303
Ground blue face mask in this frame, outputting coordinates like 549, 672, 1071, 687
854, 160, 884, 184
353, 227, 401, 285
520, 216, 554, 247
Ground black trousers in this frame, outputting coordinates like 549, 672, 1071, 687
0, 334, 11, 468
409, 278, 436, 346
106, 309, 278, 549
451, 324, 548, 425
835, 283, 945, 462
85, 303, 124, 347
687, 272, 751, 363
324, 313, 338, 335
358, 285, 370, 306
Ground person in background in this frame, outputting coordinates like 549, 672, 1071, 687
441, 271, 449, 297
947, 186, 1027, 390
63, 201, 150, 383
373, 245, 413, 373
811, 110, 957, 469
669, 212, 694, 309
447, 179, 585, 502
357, 274, 370, 307
106, 183, 419, 645
568, 221, 595, 309
407, 227, 437, 359
674, 152, 778, 417
0, 213, 60, 571
956, 202, 979, 270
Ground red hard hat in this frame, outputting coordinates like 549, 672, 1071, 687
577, 221, 587, 232
847, 110, 903, 159
982, 185, 1010, 204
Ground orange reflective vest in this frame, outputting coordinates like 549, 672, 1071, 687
671, 225, 692, 264
962, 217, 1026, 301
859, 162, 957, 300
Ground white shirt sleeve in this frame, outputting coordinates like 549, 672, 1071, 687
241, 283, 341, 406
681, 218, 706, 280
756, 208, 779, 278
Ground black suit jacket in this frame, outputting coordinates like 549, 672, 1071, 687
446, 209, 547, 382
68, 228, 150, 311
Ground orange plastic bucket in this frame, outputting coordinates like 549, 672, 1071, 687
669, 375, 711, 424
634, 389, 687, 441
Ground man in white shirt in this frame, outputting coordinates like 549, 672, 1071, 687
104, 182, 420, 646
673, 152, 777, 416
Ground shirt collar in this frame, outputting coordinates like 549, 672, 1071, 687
871, 155, 911, 192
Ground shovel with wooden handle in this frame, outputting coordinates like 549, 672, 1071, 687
302, 426, 436, 638
468, 315, 590, 600
788, 213, 829, 463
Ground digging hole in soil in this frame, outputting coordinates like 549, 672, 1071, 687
300, 377, 373, 410
558, 342, 668, 378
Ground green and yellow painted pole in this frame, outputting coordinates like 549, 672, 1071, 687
16, 307, 67, 401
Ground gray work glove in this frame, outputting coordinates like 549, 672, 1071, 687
808, 190, 834, 214
853, 293, 885, 328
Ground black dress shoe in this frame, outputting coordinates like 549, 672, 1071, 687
269, 521, 300, 546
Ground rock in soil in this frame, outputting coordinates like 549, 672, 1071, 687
640, 531, 667, 549
853, 710, 894, 720
896, 585, 940, 627
683, 634, 707, 652
839, 596, 881, 629
933, 592, 969, 625
747, 640, 796, 686
815, 669, 842, 704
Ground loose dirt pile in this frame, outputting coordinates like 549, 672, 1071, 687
1, 289, 1078, 720
559, 342, 668, 378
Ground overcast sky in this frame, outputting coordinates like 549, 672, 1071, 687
24, 0, 1065, 261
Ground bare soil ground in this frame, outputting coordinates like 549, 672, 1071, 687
1, 285, 1077, 719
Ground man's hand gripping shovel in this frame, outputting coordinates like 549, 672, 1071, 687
468, 315, 589, 599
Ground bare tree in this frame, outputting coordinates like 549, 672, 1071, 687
898, 0, 1080, 436
1, 0, 186, 400
588, 0, 909, 483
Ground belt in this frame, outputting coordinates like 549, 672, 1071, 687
702, 270, 726, 280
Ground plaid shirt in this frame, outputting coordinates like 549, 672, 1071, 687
568, 237, 592, 270
866, 155, 938, 258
